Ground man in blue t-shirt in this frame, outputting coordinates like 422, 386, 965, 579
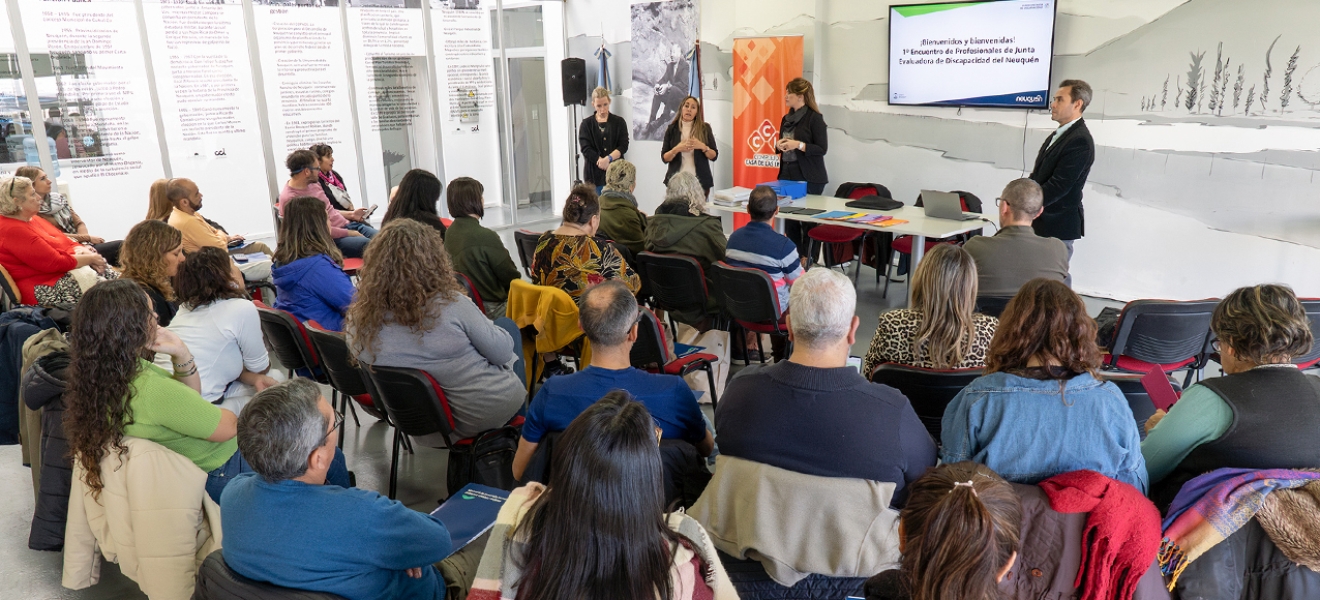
221, 379, 452, 600
512, 280, 713, 480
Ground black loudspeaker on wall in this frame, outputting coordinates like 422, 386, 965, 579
561, 58, 587, 106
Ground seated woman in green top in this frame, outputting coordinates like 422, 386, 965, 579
443, 177, 522, 320
1142, 284, 1320, 509
63, 279, 350, 504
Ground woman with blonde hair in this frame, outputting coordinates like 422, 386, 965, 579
346, 219, 523, 440
862, 244, 996, 374
271, 195, 353, 330
17, 166, 122, 265
145, 178, 173, 221
0, 175, 112, 305
940, 278, 1147, 491
120, 219, 185, 326
661, 95, 718, 197
578, 86, 630, 193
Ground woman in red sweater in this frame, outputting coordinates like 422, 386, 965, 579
0, 175, 109, 305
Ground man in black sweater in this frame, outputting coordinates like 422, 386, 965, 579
1029, 79, 1096, 259
714, 268, 936, 507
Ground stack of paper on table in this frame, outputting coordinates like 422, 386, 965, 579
712, 187, 752, 206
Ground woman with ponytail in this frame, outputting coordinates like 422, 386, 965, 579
865, 462, 1021, 600
776, 77, 829, 260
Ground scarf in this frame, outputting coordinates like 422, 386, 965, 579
780, 107, 809, 164
319, 170, 345, 191
1157, 468, 1320, 589
38, 191, 75, 233
1039, 470, 1161, 600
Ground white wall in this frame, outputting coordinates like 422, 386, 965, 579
565, 0, 1320, 301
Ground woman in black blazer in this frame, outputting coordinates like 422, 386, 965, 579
776, 77, 829, 258
578, 87, 630, 193
660, 96, 718, 198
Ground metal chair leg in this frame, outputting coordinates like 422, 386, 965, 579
755, 334, 766, 364
704, 365, 718, 411
389, 428, 401, 499
332, 390, 345, 449
345, 395, 361, 427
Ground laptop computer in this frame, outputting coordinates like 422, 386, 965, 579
921, 190, 979, 221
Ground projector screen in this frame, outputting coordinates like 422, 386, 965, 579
888, 0, 1057, 108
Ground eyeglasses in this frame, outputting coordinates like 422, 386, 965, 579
994, 197, 1005, 208
322, 410, 345, 443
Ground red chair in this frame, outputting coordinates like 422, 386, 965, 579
305, 321, 386, 426
636, 252, 718, 334
254, 303, 354, 447
1102, 299, 1218, 387
441, 217, 454, 228
630, 307, 721, 408
341, 257, 364, 277
455, 272, 486, 315
805, 183, 892, 285
361, 364, 522, 499
712, 261, 789, 365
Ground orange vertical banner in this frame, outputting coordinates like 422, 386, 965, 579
732, 36, 804, 228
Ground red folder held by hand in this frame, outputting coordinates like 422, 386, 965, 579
1141, 367, 1182, 411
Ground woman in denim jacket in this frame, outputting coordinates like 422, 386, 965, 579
940, 278, 1148, 493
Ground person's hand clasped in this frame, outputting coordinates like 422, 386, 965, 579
596, 156, 610, 171
346, 230, 365, 238
406, 567, 423, 579
254, 374, 279, 392
87, 235, 105, 244
227, 234, 245, 243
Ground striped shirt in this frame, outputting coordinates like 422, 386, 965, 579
725, 221, 803, 310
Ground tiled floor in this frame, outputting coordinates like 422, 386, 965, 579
0, 256, 1128, 599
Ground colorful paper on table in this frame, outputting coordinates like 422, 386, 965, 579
850, 214, 893, 224
430, 483, 509, 557
876, 219, 909, 227
812, 210, 862, 220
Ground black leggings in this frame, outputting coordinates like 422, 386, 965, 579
783, 181, 826, 258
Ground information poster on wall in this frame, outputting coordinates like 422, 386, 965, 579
142, 0, 273, 235
732, 35, 802, 228
430, 0, 501, 208
347, 0, 436, 209
18, 0, 168, 238
0, 6, 29, 172
251, 0, 363, 207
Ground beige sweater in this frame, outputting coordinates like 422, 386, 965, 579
689, 455, 903, 587
63, 436, 222, 600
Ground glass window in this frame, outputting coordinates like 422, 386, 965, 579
491, 5, 542, 49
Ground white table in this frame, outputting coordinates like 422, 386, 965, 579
708, 194, 991, 278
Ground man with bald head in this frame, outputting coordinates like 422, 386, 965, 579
963, 178, 1071, 301
166, 178, 272, 282
511, 280, 713, 480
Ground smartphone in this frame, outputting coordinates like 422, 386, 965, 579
364, 204, 380, 218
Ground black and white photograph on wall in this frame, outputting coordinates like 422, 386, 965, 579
630, 0, 696, 141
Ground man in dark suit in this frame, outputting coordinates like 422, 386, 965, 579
1029, 79, 1095, 258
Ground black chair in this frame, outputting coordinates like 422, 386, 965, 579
1295, 299, 1320, 370
304, 322, 388, 445
513, 230, 542, 278
193, 550, 347, 600
1100, 372, 1182, 440
1103, 299, 1218, 387
630, 307, 720, 408
883, 190, 983, 298
869, 363, 983, 443
455, 272, 486, 315
975, 295, 1014, 318
636, 252, 716, 334
712, 261, 788, 364
359, 364, 467, 499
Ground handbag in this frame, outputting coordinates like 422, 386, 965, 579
446, 425, 521, 493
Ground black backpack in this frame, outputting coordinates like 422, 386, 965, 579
446, 425, 521, 493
